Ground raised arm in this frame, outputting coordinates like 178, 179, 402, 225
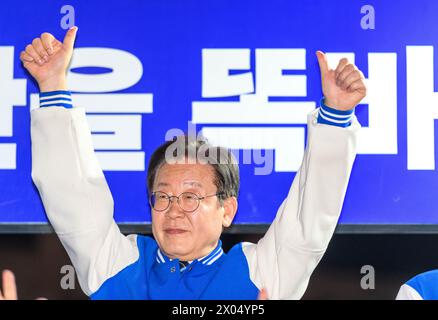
22, 29, 139, 296
242, 52, 366, 299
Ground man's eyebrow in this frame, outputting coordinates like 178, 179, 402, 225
155, 181, 204, 188
156, 182, 170, 188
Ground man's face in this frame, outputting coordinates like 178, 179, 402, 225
151, 162, 237, 261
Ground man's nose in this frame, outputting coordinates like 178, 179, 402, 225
166, 197, 185, 218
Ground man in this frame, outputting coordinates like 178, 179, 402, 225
21, 27, 365, 299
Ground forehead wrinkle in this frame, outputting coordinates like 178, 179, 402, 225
183, 181, 204, 188
154, 163, 216, 190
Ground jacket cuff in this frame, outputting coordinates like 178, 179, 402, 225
39, 91, 73, 109
317, 98, 354, 128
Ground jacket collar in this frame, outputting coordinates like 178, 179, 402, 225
155, 239, 224, 267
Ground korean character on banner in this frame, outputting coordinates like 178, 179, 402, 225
0, 46, 27, 170
30, 47, 154, 171
192, 48, 316, 173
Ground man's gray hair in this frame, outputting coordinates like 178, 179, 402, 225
147, 135, 240, 204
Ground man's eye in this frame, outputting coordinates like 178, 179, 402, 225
156, 194, 167, 200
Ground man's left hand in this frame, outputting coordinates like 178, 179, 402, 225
316, 51, 367, 111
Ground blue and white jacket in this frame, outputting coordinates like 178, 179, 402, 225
396, 270, 438, 300
31, 91, 360, 299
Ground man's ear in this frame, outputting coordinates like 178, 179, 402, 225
222, 197, 238, 228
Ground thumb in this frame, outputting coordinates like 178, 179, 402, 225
63, 26, 78, 50
316, 50, 329, 76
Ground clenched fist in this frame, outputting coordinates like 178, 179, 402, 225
316, 51, 367, 111
20, 27, 78, 92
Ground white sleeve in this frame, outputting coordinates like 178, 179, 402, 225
31, 106, 139, 296
395, 284, 424, 300
242, 108, 360, 300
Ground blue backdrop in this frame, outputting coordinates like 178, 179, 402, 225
1, 0, 438, 227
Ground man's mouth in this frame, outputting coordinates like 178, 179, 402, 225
164, 228, 188, 234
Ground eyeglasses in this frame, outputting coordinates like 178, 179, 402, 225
149, 191, 223, 213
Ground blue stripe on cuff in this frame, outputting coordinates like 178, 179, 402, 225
39, 91, 73, 109
317, 114, 352, 128
39, 90, 72, 97
40, 97, 72, 103
317, 97, 354, 127
40, 103, 73, 109
319, 98, 354, 115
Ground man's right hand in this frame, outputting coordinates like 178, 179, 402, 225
20, 27, 78, 92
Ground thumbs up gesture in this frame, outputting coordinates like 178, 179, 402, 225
20, 27, 78, 92
316, 51, 367, 111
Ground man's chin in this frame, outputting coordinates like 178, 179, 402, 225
160, 237, 193, 257
164, 249, 192, 261
162, 231, 190, 242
